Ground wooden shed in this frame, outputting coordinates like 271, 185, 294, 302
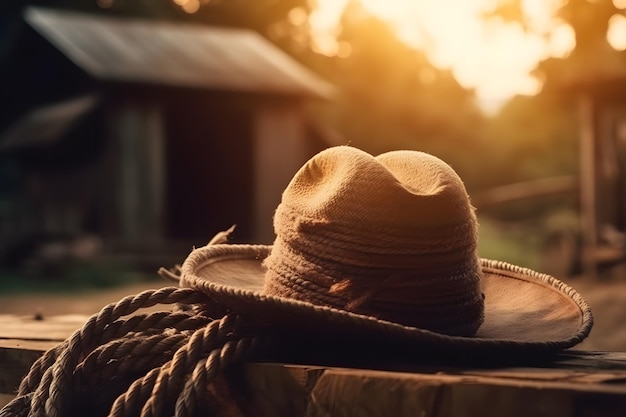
0, 7, 334, 266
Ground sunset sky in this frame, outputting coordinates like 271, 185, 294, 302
309, 0, 626, 112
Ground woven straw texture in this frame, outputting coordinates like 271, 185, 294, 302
180, 146, 592, 351
264, 147, 486, 337
181, 244, 593, 352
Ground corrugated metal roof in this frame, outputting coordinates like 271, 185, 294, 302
0, 95, 97, 152
24, 7, 333, 98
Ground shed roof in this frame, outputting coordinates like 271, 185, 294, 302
24, 7, 333, 98
0, 95, 97, 152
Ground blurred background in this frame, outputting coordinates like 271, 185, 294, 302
0, 0, 625, 350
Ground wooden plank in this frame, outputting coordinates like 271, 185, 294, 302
0, 314, 86, 341
2, 314, 626, 416
3, 358, 626, 416
0, 315, 78, 395
239, 362, 626, 417
0, 343, 50, 395
0, 339, 60, 352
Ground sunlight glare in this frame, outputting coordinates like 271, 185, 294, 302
613, 0, 626, 10
288, 7, 308, 26
182, 0, 200, 14
360, 0, 421, 22
309, 0, 348, 56
548, 22, 576, 58
311, 0, 570, 109
607, 14, 626, 51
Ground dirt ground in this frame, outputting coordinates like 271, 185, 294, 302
0, 278, 625, 352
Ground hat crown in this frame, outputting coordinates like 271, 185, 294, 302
264, 146, 484, 336
284, 147, 472, 232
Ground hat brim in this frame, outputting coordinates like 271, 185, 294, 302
181, 244, 593, 352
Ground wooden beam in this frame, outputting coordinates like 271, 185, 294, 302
472, 176, 578, 209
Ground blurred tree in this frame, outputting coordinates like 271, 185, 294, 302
539, 0, 626, 91
481, 92, 578, 187
484, 0, 623, 43
558, 0, 620, 51
477, 0, 626, 190
304, 3, 486, 187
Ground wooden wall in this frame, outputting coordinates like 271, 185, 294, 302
253, 99, 310, 243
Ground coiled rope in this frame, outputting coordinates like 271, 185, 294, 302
2, 284, 266, 417
1, 230, 267, 417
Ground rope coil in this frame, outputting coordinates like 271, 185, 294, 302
1, 280, 265, 417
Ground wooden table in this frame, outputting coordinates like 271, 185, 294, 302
1, 314, 626, 416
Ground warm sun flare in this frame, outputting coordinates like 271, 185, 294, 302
310, 0, 596, 112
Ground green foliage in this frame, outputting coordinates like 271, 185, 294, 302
289, 3, 588, 198
477, 216, 544, 270
0, 258, 154, 294
478, 91, 579, 189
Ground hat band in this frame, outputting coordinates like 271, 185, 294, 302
263, 235, 485, 336
276, 204, 479, 261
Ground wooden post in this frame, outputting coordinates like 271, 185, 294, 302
108, 100, 166, 243
579, 92, 598, 279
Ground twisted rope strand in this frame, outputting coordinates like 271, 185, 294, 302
106, 315, 254, 417
108, 365, 167, 417
23, 288, 210, 417
75, 333, 189, 387
63, 310, 208, 390
174, 335, 265, 417
17, 345, 64, 395
19, 290, 209, 397
0, 393, 32, 417
139, 314, 240, 417
47, 291, 196, 417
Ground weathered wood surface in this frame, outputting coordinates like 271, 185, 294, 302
0, 314, 87, 342
2, 314, 626, 416
0, 314, 85, 396
242, 357, 626, 417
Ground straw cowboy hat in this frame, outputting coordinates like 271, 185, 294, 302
181, 146, 593, 352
